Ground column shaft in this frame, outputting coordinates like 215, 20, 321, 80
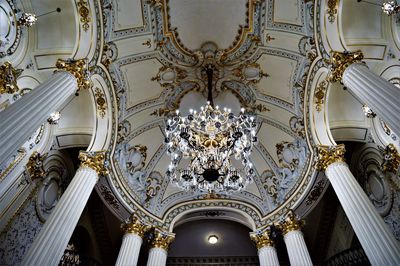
283, 230, 312, 266
116, 233, 143, 266
326, 162, 400, 265
146, 247, 168, 266
0, 71, 77, 166
21, 166, 98, 266
343, 63, 400, 135
258, 246, 280, 266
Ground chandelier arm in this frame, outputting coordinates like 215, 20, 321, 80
206, 65, 214, 107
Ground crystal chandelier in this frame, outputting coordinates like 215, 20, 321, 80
165, 66, 258, 193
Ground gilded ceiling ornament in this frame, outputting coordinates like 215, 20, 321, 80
314, 80, 327, 112
246, 103, 270, 113
78, 151, 108, 176
122, 216, 151, 237
316, 144, 346, 171
0, 62, 22, 94
327, 50, 364, 83
232, 63, 269, 84
382, 144, 400, 174
26, 151, 47, 180
151, 66, 187, 87
279, 210, 304, 235
55, 58, 92, 91
265, 34, 276, 43
77, 0, 91, 31
150, 107, 176, 117
94, 88, 107, 118
326, 0, 338, 23
151, 231, 175, 250
250, 229, 274, 249
142, 39, 152, 48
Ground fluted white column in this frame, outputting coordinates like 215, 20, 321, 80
343, 63, 400, 135
147, 247, 168, 266
250, 230, 280, 266
146, 231, 175, 266
116, 234, 143, 266
283, 230, 312, 266
116, 217, 151, 266
326, 161, 400, 265
258, 246, 280, 266
22, 151, 105, 266
0, 71, 77, 166
317, 145, 400, 266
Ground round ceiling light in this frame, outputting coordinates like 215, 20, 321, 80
208, 235, 218, 244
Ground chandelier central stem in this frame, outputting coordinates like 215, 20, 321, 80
206, 65, 214, 108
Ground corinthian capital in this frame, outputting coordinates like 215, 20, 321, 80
382, 144, 400, 173
327, 50, 364, 83
78, 151, 107, 176
250, 228, 274, 249
151, 230, 175, 251
279, 210, 304, 235
316, 144, 346, 171
122, 216, 151, 237
56, 58, 92, 91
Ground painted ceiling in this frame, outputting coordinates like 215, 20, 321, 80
101, 0, 319, 230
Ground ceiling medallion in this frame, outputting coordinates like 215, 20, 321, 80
165, 65, 258, 193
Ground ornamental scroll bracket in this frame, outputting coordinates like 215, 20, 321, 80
0, 62, 23, 94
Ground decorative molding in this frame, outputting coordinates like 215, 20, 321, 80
382, 144, 400, 174
327, 51, 364, 83
122, 216, 151, 237
326, 0, 338, 23
99, 185, 120, 210
94, 88, 107, 118
232, 63, 269, 84
306, 180, 326, 205
78, 151, 107, 176
316, 144, 346, 171
314, 80, 327, 112
26, 152, 47, 180
77, 0, 91, 31
0, 62, 22, 94
55, 58, 92, 91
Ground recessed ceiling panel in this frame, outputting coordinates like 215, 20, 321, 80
168, 0, 247, 50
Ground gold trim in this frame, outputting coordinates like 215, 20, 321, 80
382, 144, 400, 173
314, 80, 327, 112
77, 0, 91, 31
316, 144, 346, 171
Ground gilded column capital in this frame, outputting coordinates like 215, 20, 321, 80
122, 216, 151, 238
382, 144, 400, 173
327, 50, 364, 83
0, 61, 22, 94
250, 229, 274, 249
26, 151, 47, 180
55, 58, 92, 91
316, 144, 346, 171
78, 151, 108, 176
279, 210, 304, 235
151, 231, 175, 251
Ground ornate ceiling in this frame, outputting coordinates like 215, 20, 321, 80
98, 0, 321, 231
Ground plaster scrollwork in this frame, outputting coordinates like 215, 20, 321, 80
314, 80, 327, 112
35, 151, 74, 222
0, 62, 23, 94
117, 120, 131, 143
101, 42, 117, 68
289, 116, 305, 138
261, 170, 279, 204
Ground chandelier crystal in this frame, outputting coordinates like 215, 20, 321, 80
165, 102, 257, 193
